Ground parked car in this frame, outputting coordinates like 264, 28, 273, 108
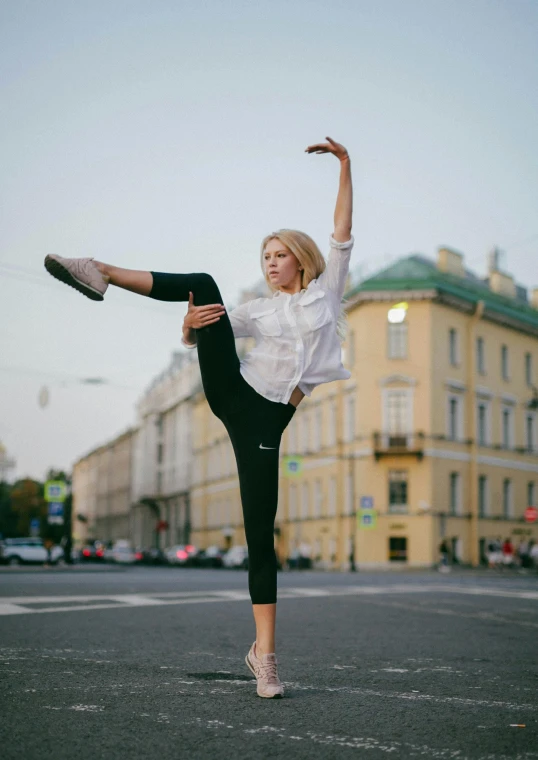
79, 540, 106, 562
197, 545, 225, 568
134, 547, 167, 565
106, 540, 136, 564
0, 538, 63, 566
222, 545, 248, 570
164, 544, 198, 566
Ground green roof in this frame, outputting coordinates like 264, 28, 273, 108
346, 255, 538, 330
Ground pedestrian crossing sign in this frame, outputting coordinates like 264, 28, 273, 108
282, 456, 303, 478
358, 508, 377, 530
44, 480, 66, 503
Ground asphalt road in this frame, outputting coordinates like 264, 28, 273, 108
1, 566, 537, 760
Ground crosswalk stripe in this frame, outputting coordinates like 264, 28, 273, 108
0, 584, 537, 616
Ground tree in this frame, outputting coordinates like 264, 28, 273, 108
0, 481, 16, 538
10, 479, 47, 536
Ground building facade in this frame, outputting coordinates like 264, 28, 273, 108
72, 427, 136, 544
190, 246, 538, 567
131, 350, 200, 549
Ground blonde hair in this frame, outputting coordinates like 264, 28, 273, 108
260, 229, 348, 342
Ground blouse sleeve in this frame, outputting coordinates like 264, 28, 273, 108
317, 235, 354, 301
228, 301, 253, 339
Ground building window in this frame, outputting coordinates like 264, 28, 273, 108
289, 484, 297, 520
328, 476, 337, 516
528, 481, 536, 507
449, 328, 459, 366
345, 472, 354, 515
388, 470, 408, 513
477, 403, 488, 446
288, 418, 297, 454
449, 472, 460, 515
387, 323, 408, 359
314, 407, 322, 452
301, 482, 309, 519
478, 475, 488, 517
525, 352, 533, 387
301, 413, 310, 454
157, 442, 164, 464
526, 414, 535, 452
502, 478, 513, 519
476, 337, 486, 374
501, 344, 509, 380
347, 329, 356, 367
345, 395, 356, 442
385, 389, 410, 441
447, 394, 462, 441
328, 399, 338, 446
501, 407, 513, 449
389, 536, 408, 562
314, 479, 323, 518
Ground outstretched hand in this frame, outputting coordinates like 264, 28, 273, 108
305, 136, 349, 161
184, 291, 225, 330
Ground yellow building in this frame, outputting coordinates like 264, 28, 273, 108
191, 247, 538, 568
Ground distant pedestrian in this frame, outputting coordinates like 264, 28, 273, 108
487, 538, 502, 569
502, 538, 514, 568
438, 540, 451, 573
43, 137, 354, 700
529, 541, 538, 572
517, 540, 530, 569
43, 538, 53, 567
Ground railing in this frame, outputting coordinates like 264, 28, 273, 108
373, 431, 425, 460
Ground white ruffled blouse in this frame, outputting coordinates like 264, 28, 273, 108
182, 235, 354, 404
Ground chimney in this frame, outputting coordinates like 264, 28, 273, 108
489, 270, 516, 299
437, 247, 465, 277
531, 288, 538, 310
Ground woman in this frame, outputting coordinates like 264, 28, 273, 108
44, 136, 353, 698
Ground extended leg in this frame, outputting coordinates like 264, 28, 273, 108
95, 262, 153, 296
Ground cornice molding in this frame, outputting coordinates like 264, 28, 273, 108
379, 374, 418, 387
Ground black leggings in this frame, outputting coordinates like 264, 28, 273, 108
149, 272, 296, 604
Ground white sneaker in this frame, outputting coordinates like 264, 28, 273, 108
245, 642, 284, 698
44, 254, 109, 301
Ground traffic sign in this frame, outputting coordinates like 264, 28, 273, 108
358, 508, 377, 530
282, 456, 303, 478
524, 506, 538, 523
360, 496, 374, 509
47, 502, 64, 525
29, 518, 40, 537
44, 480, 66, 503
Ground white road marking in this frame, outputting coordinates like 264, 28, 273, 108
0, 603, 31, 615
143, 715, 538, 758
0, 583, 537, 616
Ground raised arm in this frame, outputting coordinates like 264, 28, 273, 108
305, 136, 352, 242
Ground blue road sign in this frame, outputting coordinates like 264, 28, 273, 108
360, 496, 374, 509
358, 508, 377, 530
48, 502, 64, 517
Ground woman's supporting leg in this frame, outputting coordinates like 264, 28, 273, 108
224, 406, 295, 653
252, 603, 277, 657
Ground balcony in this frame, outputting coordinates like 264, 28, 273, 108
373, 431, 425, 461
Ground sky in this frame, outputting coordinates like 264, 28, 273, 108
1, 0, 537, 481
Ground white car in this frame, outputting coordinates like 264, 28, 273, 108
164, 544, 198, 566
107, 540, 136, 564
0, 538, 64, 566
222, 545, 249, 569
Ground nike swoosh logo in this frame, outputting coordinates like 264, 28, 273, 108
259, 444, 276, 450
